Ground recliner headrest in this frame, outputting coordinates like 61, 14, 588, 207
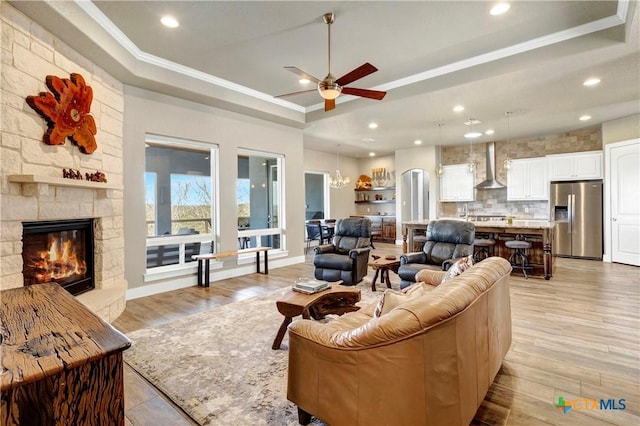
335, 218, 372, 237
427, 220, 475, 245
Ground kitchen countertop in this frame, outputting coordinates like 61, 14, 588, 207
403, 218, 554, 229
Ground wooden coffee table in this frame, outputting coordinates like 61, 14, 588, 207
272, 283, 361, 350
368, 256, 401, 291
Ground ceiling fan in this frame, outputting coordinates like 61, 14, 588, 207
275, 12, 386, 112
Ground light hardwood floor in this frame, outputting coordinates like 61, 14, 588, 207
113, 244, 640, 426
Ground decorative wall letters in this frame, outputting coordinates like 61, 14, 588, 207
26, 73, 97, 154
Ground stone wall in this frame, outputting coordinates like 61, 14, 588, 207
439, 127, 602, 218
0, 3, 127, 321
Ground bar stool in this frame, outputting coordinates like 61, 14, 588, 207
505, 237, 532, 279
473, 238, 496, 262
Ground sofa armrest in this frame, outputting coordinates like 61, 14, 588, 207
288, 305, 423, 349
314, 244, 336, 255
400, 252, 426, 265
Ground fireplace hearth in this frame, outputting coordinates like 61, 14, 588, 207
22, 219, 95, 296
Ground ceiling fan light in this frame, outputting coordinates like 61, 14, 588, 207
318, 82, 342, 100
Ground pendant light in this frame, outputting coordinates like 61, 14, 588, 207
503, 112, 512, 170
465, 118, 480, 173
329, 144, 350, 189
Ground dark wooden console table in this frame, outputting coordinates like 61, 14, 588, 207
0, 283, 131, 425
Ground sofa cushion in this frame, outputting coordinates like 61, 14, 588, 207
373, 282, 433, 317
441, 255, 474, 283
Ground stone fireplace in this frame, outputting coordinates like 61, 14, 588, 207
1, 4, 127, 322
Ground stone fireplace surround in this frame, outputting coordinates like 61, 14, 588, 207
1, 4, 127, 322
2, 178, 127, 323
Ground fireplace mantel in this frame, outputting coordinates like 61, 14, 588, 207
8, 174, 122, 190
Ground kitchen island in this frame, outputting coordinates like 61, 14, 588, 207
402, 219, 554, 279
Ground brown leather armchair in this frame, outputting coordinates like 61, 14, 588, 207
398, 219, 475, 288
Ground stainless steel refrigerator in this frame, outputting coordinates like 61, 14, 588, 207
550, 180, 603, 259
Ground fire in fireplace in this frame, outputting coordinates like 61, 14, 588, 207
22, 219, 95, 296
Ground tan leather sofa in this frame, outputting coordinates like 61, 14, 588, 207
287, 256, 512, 426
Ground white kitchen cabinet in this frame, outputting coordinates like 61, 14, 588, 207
440, 164, 474, 202
547, 151, 603, 181
507, 157, 548, 200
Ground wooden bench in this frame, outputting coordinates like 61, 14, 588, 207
192, 246, 271, 287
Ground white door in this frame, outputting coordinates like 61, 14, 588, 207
609, 140, 640, 266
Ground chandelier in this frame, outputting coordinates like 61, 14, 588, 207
329, 145, 350, 189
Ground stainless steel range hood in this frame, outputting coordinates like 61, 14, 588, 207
475, 141, 506, 189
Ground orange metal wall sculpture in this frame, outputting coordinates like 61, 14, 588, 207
26, 73, 97, 154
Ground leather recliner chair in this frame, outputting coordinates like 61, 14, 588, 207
313, 217, 371, 285
398, 219, 475, 288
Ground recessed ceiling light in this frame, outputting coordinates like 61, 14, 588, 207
485, 129, 495, 135
414, 139, 423, 145
463, 119, 481, 126
583, 78, 601, 86
160, 15, 179, 28
369, 152, 376, 157
453, 105, 465, 112
368, 122, 378, 129
579, 115, 592, 121
362, 138, 375, 143
464, 132, 483, 138
299, 78, 310, 85
490, 3, 511, 16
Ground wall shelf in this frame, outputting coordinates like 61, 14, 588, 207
355, 186, 395, 192
8, 174, 122, 190
354, 200, 395, 204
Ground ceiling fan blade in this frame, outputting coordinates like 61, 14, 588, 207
336, 63, 378, 86
325, 98, 336, 111
284, 66, 321, 84
274, 89, 316, 98
341, 87, 387, 100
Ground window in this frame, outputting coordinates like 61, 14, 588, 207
145, 136, 216, 269
237, 150, 284, 250
170, 173, 212, 234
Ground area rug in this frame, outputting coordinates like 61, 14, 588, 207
124, 280, 382, 425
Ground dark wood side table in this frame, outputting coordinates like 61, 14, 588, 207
0, 283, 131, 425
368, 257, 401, 291
272, 283, 361, 350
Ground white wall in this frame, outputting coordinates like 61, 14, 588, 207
123, 87, 305, 290
603, 114, 640, 145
